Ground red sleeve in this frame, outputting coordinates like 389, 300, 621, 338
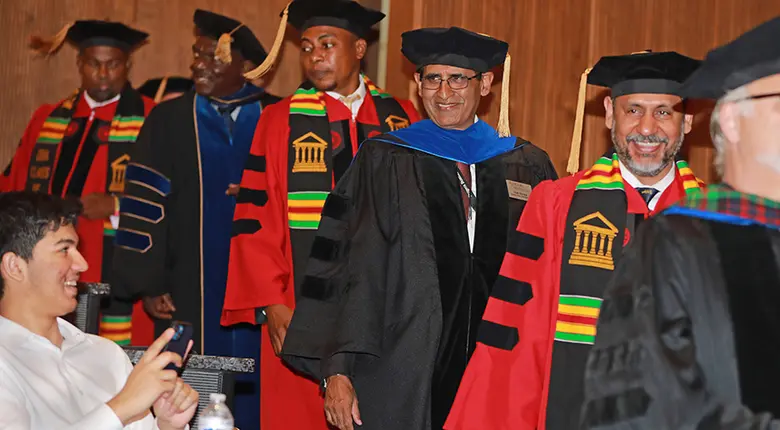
141, 95, 156, 115
1, 104, 57, 192
398, 98, 423, 123
446, 179, 561, 430
222, 100, 294, 326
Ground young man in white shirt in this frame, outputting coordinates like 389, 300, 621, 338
0, 192, 198, 430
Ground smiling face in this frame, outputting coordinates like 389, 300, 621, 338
190, 35, 248, 98
299, 26, 366, 95
415, 64, 494, 131
605, 93, 693, 181
77, 45, 130, 102
1, 223, 88, 318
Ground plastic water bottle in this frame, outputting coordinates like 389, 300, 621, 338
197, 393, 234, 430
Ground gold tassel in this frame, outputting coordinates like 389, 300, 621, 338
566, 67, 593, 175
244, 2, 291, 80
215, 24, 243, 65
29, 22, 73, 55
154, 76, 169, 103
497, 53, 511, 138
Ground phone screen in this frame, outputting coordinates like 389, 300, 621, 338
162, 321, 193, 371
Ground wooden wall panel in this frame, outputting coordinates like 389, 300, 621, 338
2, 0, 779, 184
383, 0, 780, 183
583, 0, 780, 183
0, 0, 301, 169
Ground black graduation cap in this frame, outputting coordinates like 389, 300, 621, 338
678, 16, 780, 99
401, 27, 509, 73
566, 51, 701, 174
244, 0, 384, 81
587, 51, 701, 98
193, 9, 267, 66
287, 0, 385, 39
30, 20, 148, 55
137, 76, 194, 102
400, 27, 512, 138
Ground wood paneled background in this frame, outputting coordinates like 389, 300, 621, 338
2, 0, 779, 183
385, 0, 780, 183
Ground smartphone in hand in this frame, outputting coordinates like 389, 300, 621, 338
162, 321, 193, 371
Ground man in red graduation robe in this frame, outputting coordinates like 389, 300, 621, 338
0, 20, 155, 347
446, 52, 704, 430
222, 1, 420, 429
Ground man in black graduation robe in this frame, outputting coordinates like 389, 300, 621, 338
281, 27, 558, 430
581, 16, 780, 430
110, 10, 280, 430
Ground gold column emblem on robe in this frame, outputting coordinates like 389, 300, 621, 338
384, 115, 410, 131
35, 149, 50, 162
292, 132, 328, 173
568, 211, 618, 271
109, 154, 130, 193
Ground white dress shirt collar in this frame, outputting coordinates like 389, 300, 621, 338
326, 78, 367, 119
619, 160, 676, 211
83, 91, 121, 110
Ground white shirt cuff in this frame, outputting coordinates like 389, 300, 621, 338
78, 403, 124, 430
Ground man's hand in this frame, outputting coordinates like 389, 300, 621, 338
226, 183, 240, 196
324, 375, 362, 430
107, 329, 188, 426
265, 303, 293, 355
143, 294, 176, 320
81, 193, 116, 219
154, 377, 199, 430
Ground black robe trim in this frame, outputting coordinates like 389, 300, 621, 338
711, 222, 780, 418
283, 136, 558, 429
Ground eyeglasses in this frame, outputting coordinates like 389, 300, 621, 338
421, 73, 482, 90
730, 91, 780, 103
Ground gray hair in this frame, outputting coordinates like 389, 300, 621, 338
710, 85, 754, 177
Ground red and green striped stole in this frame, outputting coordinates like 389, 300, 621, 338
289, 86, 327, 117
289, 74, 389, 117
575, 152, 703, 197
108, 115, 144, 143
99, 314, 132, 345
35, 95, 145, 146
35, 92, 78, 145
366, 77, 394, 99
288, 191, 328, 230
36, 117, 71, 144
555, 295, 602, 344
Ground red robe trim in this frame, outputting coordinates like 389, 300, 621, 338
445, 169, 691, 430
222, 92, 420, 430
3, 94, 156, 346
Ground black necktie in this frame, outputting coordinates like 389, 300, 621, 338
636, 187, 659, 207
216, 105, 237, 136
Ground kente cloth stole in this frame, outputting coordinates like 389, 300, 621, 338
547, 150, 701, 427
558, 150, 702, 344
285, 75, 410, 294
26, 85, 146, 198
543, 150, 702, 423
665, 183, 780, 230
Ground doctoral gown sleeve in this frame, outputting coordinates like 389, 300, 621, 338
580, 216, 780, 430
1, 104, 57, 192
111, 102, 174, 300
222, 101, 292, 326
446, 179, 559, 430
281, 140, 398, 381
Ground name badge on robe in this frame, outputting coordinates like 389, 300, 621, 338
506, 180, 532, 201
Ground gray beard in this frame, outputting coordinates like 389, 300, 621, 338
611, 123, 684, 177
